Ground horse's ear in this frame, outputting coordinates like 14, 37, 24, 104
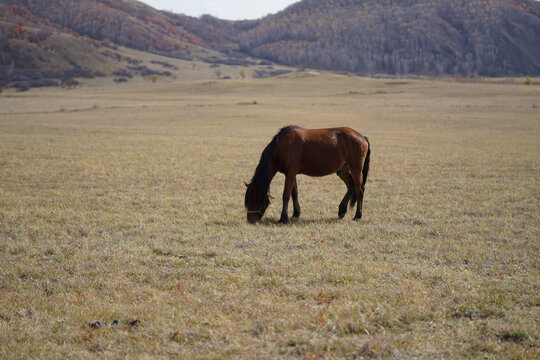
244, 182, 249, 188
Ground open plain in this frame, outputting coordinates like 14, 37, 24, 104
0, 74, 539, 358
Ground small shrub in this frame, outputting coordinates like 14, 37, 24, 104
497, 329, 529, 343
124, 57, 143, 65
128, 65, 148, 72
524, 75, 533, 85
16, 82, 30, 92
62, 79, 79, 89
67, 67, 95, 79
150, 60, 178, 70
31, 79, 58, 88
113, 69, 132, 78
143, 74, 160, 83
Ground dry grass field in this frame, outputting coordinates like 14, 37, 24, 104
0, 74, 539, 359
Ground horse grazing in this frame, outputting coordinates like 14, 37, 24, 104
244, 126, 371, 224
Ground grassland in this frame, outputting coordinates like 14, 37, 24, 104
0, 74, 539, 359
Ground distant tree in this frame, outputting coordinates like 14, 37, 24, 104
239, 69, 246, 79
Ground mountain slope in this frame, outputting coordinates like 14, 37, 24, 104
0, 0, 233, 59
232, 0, 540, 76
0, 0, 241, 90
1, 0, 539, 85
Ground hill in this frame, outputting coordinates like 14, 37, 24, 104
0, 0, 250, 90
231, 0, 540, 76
1, 0, 539, 90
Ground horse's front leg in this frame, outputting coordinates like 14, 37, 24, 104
279, 173, 296, 224
292, 178, 301, 219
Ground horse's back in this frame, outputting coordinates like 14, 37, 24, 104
294, 127, 367, 153
300, 126, 368, 172
274, 126, 366, 176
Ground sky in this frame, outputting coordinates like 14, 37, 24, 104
140, 0, 540, 21
139, 0, 299, 20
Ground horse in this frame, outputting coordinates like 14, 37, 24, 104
244, 125, 371, 224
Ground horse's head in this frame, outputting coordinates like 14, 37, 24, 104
244, 182, 270, 223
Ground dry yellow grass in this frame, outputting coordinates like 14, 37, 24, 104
0, 74, 539, 359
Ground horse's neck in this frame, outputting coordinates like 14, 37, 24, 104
268, 163, 278, 185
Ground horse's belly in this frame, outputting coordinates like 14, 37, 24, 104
298, 151, 344, 177
300, 168, 341, 177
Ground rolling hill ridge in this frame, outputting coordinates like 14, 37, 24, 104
1, 0, 539, 90
0, 0, 244, 89
231, 0, 540, 76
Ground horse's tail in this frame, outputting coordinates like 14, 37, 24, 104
362, 136, 371, 191
350, 136, 370, 208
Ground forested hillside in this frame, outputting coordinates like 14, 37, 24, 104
0, 0, 234, 61
1, 0, 539, 88
232, 0, 540, 76
0, 0, 241, 90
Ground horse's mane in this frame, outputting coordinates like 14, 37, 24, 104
245, 125, 299, 207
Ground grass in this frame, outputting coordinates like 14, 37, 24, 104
0, 74, 539, 359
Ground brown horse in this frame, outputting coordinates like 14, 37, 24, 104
245, 126, 371, 223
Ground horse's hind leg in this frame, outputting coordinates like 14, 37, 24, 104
351, 170, 365, 220
337, 164, 354, 219
292, 178, 301, 219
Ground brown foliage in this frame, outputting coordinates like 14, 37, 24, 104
233, 0, 540, 76
1, 0, 539, 76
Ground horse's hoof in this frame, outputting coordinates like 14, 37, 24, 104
292, 212, 300, 219
278, 218, 288, 224
338, 211, 346, 219
353, 213, 362, 221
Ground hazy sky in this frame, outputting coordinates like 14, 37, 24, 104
140, 0, 299, 20
141, 0, 540, 20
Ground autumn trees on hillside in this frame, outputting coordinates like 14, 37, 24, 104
233, 0, 540, 76
1, 0, 539, 77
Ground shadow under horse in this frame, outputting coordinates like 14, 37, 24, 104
244, 126, 371, 224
